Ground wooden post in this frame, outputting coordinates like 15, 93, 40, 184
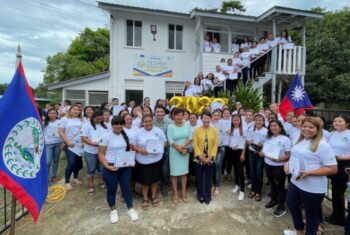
10, 195, 16, 235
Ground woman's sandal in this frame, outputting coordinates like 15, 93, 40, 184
316, 224, 325, 235
248, 192, 256, 198
254, 194, 262, 202
98, 183, 106, 190
151, 197, 159, 207
142, 199, 149, 210
88, 187, 95, 196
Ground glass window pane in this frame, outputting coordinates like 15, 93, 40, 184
126, 20, 133, 46
168, 24, 174, 49
134, 21, 142, 47
176, 25, 183, 50
89, 92, 108, 106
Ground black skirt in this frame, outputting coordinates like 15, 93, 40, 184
135, 160, 162, 185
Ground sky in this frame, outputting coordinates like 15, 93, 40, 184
0, 0, 348, 88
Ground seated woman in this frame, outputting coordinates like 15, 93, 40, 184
201, 73, 214, 94
191, 76, 203, 97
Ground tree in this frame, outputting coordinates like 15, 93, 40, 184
43, 27, 109, 84
0, 83, 8, 95
220, 1, 246, 14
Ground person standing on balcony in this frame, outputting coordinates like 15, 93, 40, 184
240, 47, 251, 86
223, 58, 238, 93
257, 37, 269, 76
211, 37, 221, 53
213, 65, 225, 97
203, 34, 212, 52
231, 37, 240, 54
278, 29, 292, 45
326, 115, 350, 226
249, 41, 261, 81
240, 36, 252, 51
232, 52, 243, 82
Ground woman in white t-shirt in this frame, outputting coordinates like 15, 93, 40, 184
203, 34, 212, 52
133, 115, 167, 209
183, 81, 193, 97
83, 106, 95, 124
246, 114, 268, 201
44, 108, 62, 184
188, 113, 201, 178
131, 106, 143, 129
58, 105, 84, 191
278, 29, 292, 45
326, 115, 350, 226
81, 111, 109, 195
98, 116, 138, 223
191, 77, 203, 97
260, 120, 291, 217
229, 114, 246, 201
211, 37, 221, 53
240, 47, 251, 85
240, 36, 251, 50
231, 37, 240, 54
284, 117, 337, 235
102, 109, 112, 130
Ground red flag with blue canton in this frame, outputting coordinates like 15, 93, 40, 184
0, 62, 48, 223
279, 73, 314, 120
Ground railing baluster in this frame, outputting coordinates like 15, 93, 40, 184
297, 46, 302, 72
278, 45, 282, 73
292, 47, 297, 73
287, 48, 292, 74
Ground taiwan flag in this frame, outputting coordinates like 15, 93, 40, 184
0, 62, 48, 222
279, 74, 313, 120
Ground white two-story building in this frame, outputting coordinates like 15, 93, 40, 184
48, 2, 323, 106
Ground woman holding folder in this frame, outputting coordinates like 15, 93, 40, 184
260, 120, 291, 217
193, 111, 218, 205
284, 117, 337, 235
133, 115, 167, 210
98, 116, 138, 223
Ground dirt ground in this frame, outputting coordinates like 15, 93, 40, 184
14, 157, 343, 235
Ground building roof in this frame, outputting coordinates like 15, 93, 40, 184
47, 71, 110, 90
98, 2, 324, 25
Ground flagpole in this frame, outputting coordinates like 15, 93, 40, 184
10, 195, 17, 235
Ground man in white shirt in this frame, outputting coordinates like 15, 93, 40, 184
213, 65, 226, 97
270, 103, 284, 122
223, 59, 238, 93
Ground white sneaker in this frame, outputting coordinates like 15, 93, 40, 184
110, 209, 119, 224
232, 185, 239, 193
127, 208, 138, 222
73, 178, 82, 185
65, 183, 73, 191
247, 184, 252, 189
238, 191, 245, 201
283, 229, 297, 235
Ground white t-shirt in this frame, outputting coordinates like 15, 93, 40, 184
123, 126, 138, 145
290, 139, 336, 193
100, 131, 128, 164
203, 40, 212, 52
201, 79, 213, 91
214, 71, 225, 87
278, 36, 292, 44
223, 65, 238, 80
290, 129, 301, 146
328, 130, 350, 158
243, 120, 254, 132
232, 58, 243, 72
184, 87, 194, 97
264, 135, 292, 166
135, 127, 167, 165
191, 85, 203, 97
268, 38, 278, 48
249, 47, 261, 58
58, 117, 83, 143
240, 42, 251, 49
246, 127, 268, 145
212, 43, 221, 53
257, 43, 269, 52
81, 123, 109, 154
44, 120, 62, 145
240, 52, 251, 68
231, 43, 240, 53
323, 129, 331, 141
132, 117, 142, 129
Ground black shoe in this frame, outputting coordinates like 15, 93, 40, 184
265, 201, 278, 209
198, 198, 205, 204
205, 199, 211, 205
325, 215, 345, 226
273, 208, 286, 218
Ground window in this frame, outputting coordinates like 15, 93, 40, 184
88, 91, 108, 106
126, 20, 142, 47
165, 81, 183, 98
168, 24, 183, 50
65, 90, 85, 105
125, 90, 143, 105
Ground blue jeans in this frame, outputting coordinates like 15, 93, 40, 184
102, 166, 133, 209
242, 67, 249, 85
195, 163, 214, 202
46, 142, 61, 178
84, 151, 102, 177
214, 146, 225, 187
286, 183, 324, 235
248, 150, 264, 194
161, 147, 170, 188
64, 148, 81, 184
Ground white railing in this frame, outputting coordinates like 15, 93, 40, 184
275, 45, 305, 75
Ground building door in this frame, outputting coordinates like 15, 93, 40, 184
125, 90, 143, 106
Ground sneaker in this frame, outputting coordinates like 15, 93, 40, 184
273, 208, 286, 218
73, 178, 82, 185
232, 185, 239, 194
238, 191, 245, 201
127, 208, 138, 222
247, 184, 252, 189
265, 201, 278, 209
110, 209, 119, 224
65, 183, 73, 191
283, 229, 297, 235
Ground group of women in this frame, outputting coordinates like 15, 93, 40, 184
43, 100, 350, 235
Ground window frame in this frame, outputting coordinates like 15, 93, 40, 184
168, 24, 183, 50
126, 19, 143, 47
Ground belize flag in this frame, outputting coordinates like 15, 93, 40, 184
0, 62, 48, 223
279, 74, 313, 120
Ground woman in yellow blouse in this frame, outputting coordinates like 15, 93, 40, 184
193, 111, 218, 205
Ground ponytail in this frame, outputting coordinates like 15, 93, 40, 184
121, 129, 130, 151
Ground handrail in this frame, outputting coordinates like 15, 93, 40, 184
212, 45, 276, 88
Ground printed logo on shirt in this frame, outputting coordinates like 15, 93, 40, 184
343, 137, 348, 143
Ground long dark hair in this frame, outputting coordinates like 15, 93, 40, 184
90, 111, 107, 130
83, 106, 95, 118
111, 116, 130, 151
281, 29, 289, 40
100, 102, 109, 113
44, 108, 58, 127
267, 120, 287, 138
230, 114, 243, 136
